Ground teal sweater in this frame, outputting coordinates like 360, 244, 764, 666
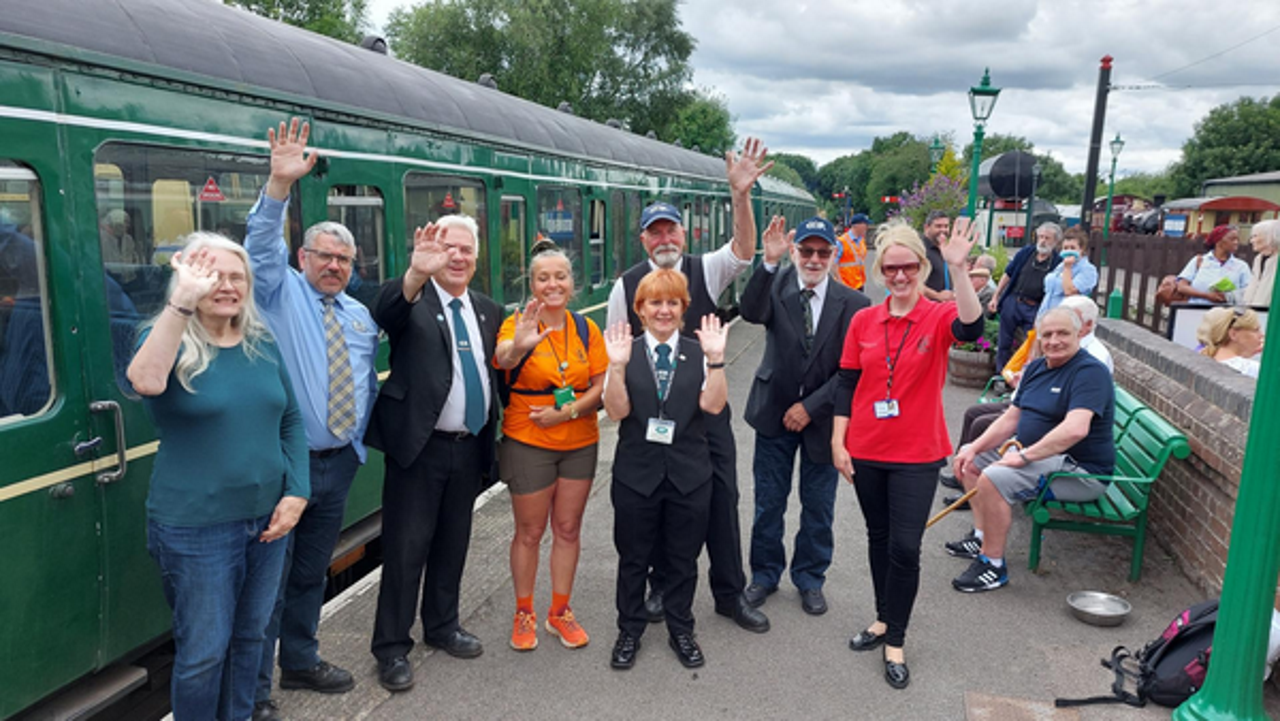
141, 334, 309, 527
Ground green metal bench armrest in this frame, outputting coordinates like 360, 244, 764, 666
1027, 471, 1155, 509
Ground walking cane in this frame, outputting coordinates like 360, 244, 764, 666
925, 440, 1022, 529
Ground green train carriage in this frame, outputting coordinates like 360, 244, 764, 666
0, 0, 814, 716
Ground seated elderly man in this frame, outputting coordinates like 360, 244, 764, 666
944, 306, 1115, 592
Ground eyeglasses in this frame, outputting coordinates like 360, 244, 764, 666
302, 248, 356, 267
797, 246, 834, 259
882, 262, 921, 278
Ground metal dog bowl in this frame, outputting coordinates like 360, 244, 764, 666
1067, 591, 1132, 627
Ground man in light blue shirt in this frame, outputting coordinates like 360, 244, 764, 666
246, 119, 379, 720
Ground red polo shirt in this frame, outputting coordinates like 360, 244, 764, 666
839, 297, 959, 464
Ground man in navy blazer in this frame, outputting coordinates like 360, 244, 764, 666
365, 215, 501, 693
740, 216, 869, 615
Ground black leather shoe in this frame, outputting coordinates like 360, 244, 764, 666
715, 595, 770, 633
252, 700, 282, 721
279, 659, 355, 694
668, 633, 705, 668
884, 654, 910, 689
942, 493, 971, 511
425, 628, 484, 659
377, 656, 413, 693
742, 582, 777, 608
610, 632, 641, 670
644, 591, 665, 623
799, 588, 828, 616
939, 469, 962, 490
848, 629, 886, 652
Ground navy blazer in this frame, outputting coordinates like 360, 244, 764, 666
364, 277, 502, 473
740, 263, 869, 464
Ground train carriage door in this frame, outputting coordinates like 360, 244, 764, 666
327, 186, 386, 312
499, 194, 528, 309
0, 157, 108, 717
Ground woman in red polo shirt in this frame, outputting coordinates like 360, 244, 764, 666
832, 218, 983, 690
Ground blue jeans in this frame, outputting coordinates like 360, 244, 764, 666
147, 514, 286, 721
257, 445, 358, 702
749, 431, 838, 591
996, 294, 1039, 370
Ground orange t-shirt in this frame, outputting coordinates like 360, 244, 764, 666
494, 311, 609, 451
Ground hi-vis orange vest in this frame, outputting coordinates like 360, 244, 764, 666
836, 233, 867, 290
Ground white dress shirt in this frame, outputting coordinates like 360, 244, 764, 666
432, 278, 492, 432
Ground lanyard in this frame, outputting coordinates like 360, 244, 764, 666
539, 310, 572, 384
644, 341, 679, 416
883, 319, 913, 400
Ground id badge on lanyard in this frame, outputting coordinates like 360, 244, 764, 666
646, 344, 678, 444
878, 320, 912, 421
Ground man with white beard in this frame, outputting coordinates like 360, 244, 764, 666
605, 137, 772, 635
989, 223, 1063, 370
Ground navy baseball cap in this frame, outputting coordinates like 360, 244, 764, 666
640, 202, 682, 229
849, 213, 871, 226
794, 216, 837, 245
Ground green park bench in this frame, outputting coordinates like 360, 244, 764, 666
1026, 387, 1191, 582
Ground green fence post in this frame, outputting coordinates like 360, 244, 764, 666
1174, 301, 1280, 720
1107, 288, 1123, 319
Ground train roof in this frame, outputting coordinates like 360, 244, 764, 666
0, 0, 811, 200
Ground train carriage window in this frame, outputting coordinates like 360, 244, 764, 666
536, 187, 583, 288
626, 192, 641, 267
500, 196, 527, 307
327, 186, 385, 310
588, 198, 605, 287
0, 162, 53, 422
94, 144, 302, 396
403, 174, 488, 294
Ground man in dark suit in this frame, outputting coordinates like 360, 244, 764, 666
740, 216, 869, 615
365, 215, 501, 693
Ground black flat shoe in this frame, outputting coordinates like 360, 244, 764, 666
668, 633, 705, 668
848, 629, 886, 652
884, 656, 910, 689
644, 591, 665, 623
610, 632, 641, 670
377, 656, 413, 693
280, 659, 355, 693
799, 588, 827, 616
742, 582, 777, 608
715, 595, 770, 633
939, 469, 962, 490
941, 493, 971, 511
425, 628, 484, 659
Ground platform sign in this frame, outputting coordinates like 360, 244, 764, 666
1163, 214, 1188, 238
541, 209, 574, 244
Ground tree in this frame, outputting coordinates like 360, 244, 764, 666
386, 0, 698, 139
864, 141, 930, 221
226, 0, 368, 43
1171, 95, 1280, 197
666, 89, 736, 156
1114, 170, 1178, 202
766, 163, 806, 190
817, 153, 874, 218
959, 133, 1032, 168
770, 152, 819, 191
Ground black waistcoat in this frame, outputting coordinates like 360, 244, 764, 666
612, 336, 712, 497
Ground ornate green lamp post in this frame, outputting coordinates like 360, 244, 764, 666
965, 69, 1001, 218
929, 135, 945, 174
1103, 134, 1124, 240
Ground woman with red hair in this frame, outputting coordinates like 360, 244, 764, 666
1175, 225, 1253, 305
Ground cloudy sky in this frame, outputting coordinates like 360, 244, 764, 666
364, 0, 1280, 178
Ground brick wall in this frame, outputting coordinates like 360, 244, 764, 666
1094, 319, 1257, 596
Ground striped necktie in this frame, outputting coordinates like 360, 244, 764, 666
800, 288, 816, 352
322, 297, 356, 441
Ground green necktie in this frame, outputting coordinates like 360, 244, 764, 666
449, 298, 486, 435
655, 344, 673, 399
322, 297, 356, 440
800, 288, 816, 352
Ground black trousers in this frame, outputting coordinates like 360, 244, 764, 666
648, 407, 745, 605
371, 432, 481, 662
614, 477, 712, 638
851, 459, 940, 648
958, 401, 1011, 447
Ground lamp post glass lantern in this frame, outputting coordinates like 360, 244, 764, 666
1103, 133, 1124, 239
965, 69, 1001, 218
930, 135, 945, 173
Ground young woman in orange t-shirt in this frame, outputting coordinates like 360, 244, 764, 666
493, 242, 608, 652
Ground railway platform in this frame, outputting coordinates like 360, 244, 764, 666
265, 321, 1265, 720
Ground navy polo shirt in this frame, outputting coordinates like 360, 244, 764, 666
1013, 351, 1115, 474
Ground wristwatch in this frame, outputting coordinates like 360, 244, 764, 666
567, 403, 579, 420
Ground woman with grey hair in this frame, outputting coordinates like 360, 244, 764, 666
1244, 220, 1279, 307
127, 233, 308, 721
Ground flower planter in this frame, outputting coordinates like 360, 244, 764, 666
948, 346, 996, 388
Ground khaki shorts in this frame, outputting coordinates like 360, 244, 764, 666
498, 436, 598, 495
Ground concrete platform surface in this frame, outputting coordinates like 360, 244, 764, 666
268, 319, 1258, 721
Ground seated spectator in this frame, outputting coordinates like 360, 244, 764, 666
1196, 306, 1263, 379
1244, 220, 1278, 308
1176, 225, 1251, 305
969, 265, 995, 313
945, 307, 1115, 592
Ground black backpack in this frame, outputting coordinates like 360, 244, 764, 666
496, 310, 591, 407
1057, 598, 1218, 709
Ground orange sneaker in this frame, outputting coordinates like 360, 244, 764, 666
510, 609, 538, 651
545, 607, 589, 649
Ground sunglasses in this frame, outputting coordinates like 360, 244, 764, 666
796, 246, 834, 259
882, 262, 921, 278
1228, 306, 1249, 330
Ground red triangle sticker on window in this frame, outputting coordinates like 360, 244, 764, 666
443, 191, 456, 209
198, 177, 226, 202
556, 199, 564, 211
